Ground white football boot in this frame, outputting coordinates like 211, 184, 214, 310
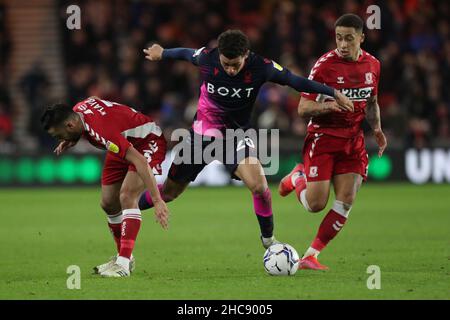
261, 235, 282, 249
100, 263, 130, 278
93, 255, 135, 274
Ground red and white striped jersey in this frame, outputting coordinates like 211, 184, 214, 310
301, 49, 381, 138
73, 97, 163, 159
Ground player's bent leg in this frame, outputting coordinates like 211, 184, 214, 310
333, 173, 363, 205
95, 183, 135, 275
101, 171, 144, 277
300, 173, 362, 270
304, 180, 331, 212
279, 163, 305, 197
234, 157, 280, 249
138, 177, 190, 210
100, 184, 122, 232
279, 163, 331, 213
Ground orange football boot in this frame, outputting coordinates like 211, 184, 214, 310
278, 163, 305, 197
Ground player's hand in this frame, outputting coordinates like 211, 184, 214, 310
143, 44, 164, 61
334, 90, 354, 112
323, 101, 343, 113
54, 140, 76, 156
374, 128, 387, 157
154, 199, 169, 229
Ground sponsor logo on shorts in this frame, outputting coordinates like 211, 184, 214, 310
309, 166, 318, 178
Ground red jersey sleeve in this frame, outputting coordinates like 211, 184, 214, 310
371, 58, 381, 97
83, 116, 132, 159
300, 58, 327, 102
104, 131, 132, 159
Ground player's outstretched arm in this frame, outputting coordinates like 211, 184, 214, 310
298, 97, 342, 118
270, 70, 354, 112
366, 95, 387, 157
125, 146, 169, 229
143, 44, 198, 63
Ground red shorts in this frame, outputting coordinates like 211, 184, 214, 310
302, 132, 368, 182
101, 135, 167, 185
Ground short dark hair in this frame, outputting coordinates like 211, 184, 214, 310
218, 29, 250, 59
40, 103, 75, 131
334, 13, 364, 33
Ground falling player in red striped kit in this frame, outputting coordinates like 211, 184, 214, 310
279, 14, 387, 270
41, 97, 169, 277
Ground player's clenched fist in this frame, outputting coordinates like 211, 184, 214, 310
334, 90, 354, 112
154, 199, 169, 229
143, 44, 164, 61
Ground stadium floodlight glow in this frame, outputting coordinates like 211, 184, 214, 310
79, 156, 102, 183
0, 159, 14, 183
36, 157, 56, 184
16, 158, 35, 183
57, 156, 78, 183
368, 154, 392, 180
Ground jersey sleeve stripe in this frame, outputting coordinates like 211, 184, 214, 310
121, 122, 162, 139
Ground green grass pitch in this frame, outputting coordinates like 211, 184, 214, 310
0, 184, 449, 299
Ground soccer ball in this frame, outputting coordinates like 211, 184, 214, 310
263, 243, 300, 276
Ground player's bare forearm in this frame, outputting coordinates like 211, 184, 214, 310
125, 146, 169, 228
365, 95, 382, 131
298, 97, 341, 118
366, 95, 387, 157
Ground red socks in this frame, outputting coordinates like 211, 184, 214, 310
311, 205, 349, 251
119, 209, 142, 259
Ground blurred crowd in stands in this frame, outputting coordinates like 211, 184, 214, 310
0, 4, 13, 150
1, 0, 449, 153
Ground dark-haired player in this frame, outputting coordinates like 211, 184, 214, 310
41, 97, 169, 277
279, 14, 387, 270
141, 30, 353, 249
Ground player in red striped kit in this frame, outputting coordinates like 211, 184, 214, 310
279, 14, 387, 270
41, 97, 169, 277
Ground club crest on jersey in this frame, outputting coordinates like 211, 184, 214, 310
337, 76, 345, 84
309, 166, 318, 178
365, 72, 373, 84
106, 141, 119, 154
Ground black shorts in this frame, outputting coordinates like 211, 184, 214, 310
168, 129, 258, 182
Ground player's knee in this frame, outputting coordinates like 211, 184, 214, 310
119, 189, 138, 208
162, 185, 184, 202
247, 181, 267, 195
162, 190, 179, 202
308, 202, 327, 213
100, 200, 119, 215
307, 197, 328, 213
